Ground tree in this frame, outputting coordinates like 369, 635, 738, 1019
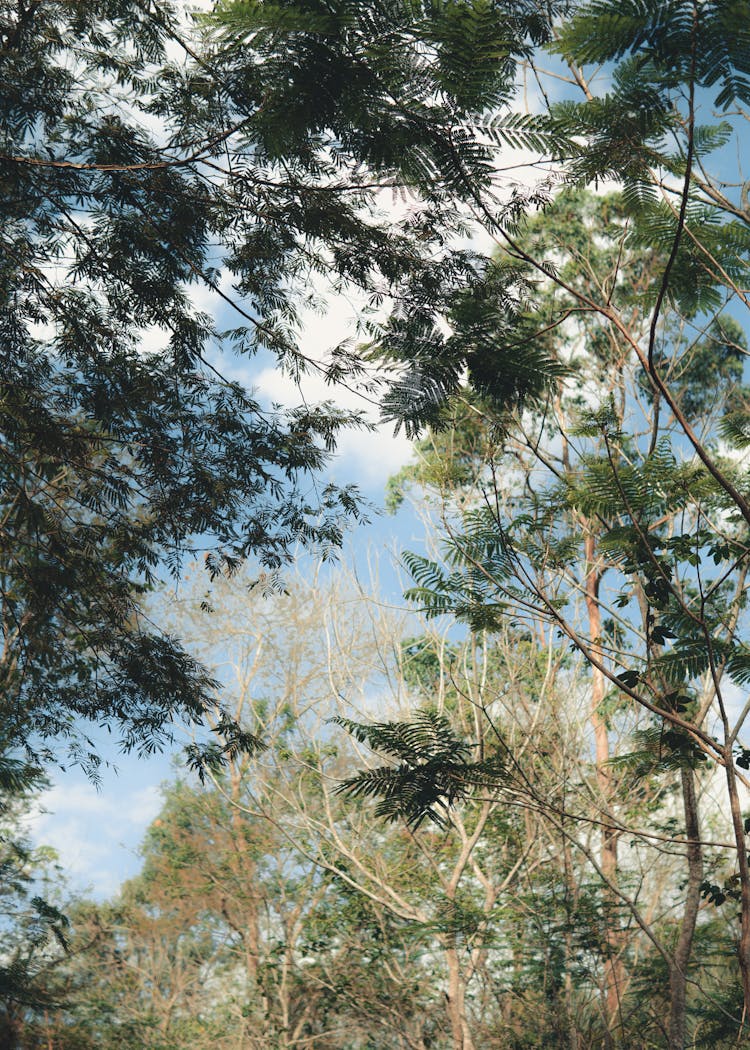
6, 2, 750, 1041
0, 0, 356, 777
154, 562, 652, 1049
1, 0, 570, 779
239, 0, 750, 1042
52, 564, 451, 1048
371, 45, 747, 1045
29, 549, 745, 1047
161, 565, 442, 1049
0, 775, 76, 1050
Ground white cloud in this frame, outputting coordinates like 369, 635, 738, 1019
135, 324, 172, 355
255, 369, 414, 488
187, 266, 236, 317
253, 351, 413, 490
123, 786, 163, 826
27, 778, 163, 898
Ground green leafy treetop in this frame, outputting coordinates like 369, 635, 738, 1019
0, 0, 563, 779
0, 0, 341, 777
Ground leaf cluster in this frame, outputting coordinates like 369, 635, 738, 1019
333, 708, 506, 826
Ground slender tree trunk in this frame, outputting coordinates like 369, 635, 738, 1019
724, 753, 750, 1026
564, 935, 580, 1050
444, 942, 476, 1050
584, 533, 622, 1032
562, 837, 581, 1050
667, 765, 703, 1050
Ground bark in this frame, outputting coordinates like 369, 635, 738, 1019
667, 765, 703, 1050
562, 836, 581, 1050
724, 753, 750, 1029
584, 532, 622, 1031
564, 936, 580, 1050
444, 943, 476, 1050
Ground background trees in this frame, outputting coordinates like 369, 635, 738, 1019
26, 550, 744, 1048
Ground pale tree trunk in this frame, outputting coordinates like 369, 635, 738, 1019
562, 836, 581, 1050
229, 760, 261, 979
444, 942, 476, 1050
667, 765, 702, 1050
724, 751, 750, 1025
584, 532, 622, 1034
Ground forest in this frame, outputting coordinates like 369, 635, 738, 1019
2, 0, 750, 1046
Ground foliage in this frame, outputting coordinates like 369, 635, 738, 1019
334, 708, 506, 827
5, 0, 750, 1045
370, 7, 750, 1028
0, 0, 391, 776
0, 780, 75, 1050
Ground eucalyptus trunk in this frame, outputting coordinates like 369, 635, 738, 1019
667, 765, 703, 1050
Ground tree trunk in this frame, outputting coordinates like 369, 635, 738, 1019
444, 942, 476, 1050
724, 752, 750, 1030
564, 935, 580, 1050
584, 532, 622, 1031
667, 765, 702, 1050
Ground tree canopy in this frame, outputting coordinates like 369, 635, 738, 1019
0, 0, 571, 776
